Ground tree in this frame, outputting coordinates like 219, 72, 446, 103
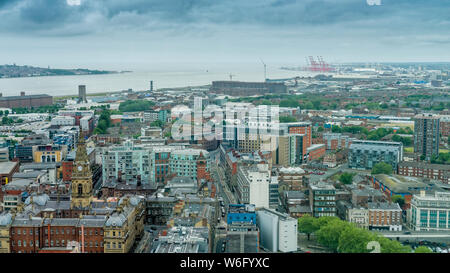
279, 116, 297, 123
297, 216, 318, 240
339, 172, 355, 185
93, 110, 112, 135
376, 235, 411, 253
312, 100, 321, 110
371, 162, 393, 175
314, 216, 340, 230
119, 100, 155, 112
337, 226, 374, 253
151, 120, 164, 128
331, 125, 342, 133
391, 195, 405, 208
318, 126, 324, 132
414, 246, 433, 253
2, 117, 12, 125
316, 219, 353, 252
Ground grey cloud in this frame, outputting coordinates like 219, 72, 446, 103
0, 0, 448, 36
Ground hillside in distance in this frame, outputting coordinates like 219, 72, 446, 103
0, 64, 119, 78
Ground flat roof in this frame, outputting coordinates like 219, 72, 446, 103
0, 161, 18, 174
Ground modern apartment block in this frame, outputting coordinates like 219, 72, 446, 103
322, 133, 353, 151
271, 134, 305, 166
236, 163, 270, 208
169, 149, 210, 183
440, 115, 450, 138
102, 140, 152, 185
408, 191, 450, 231
309, 182, 336, 217
414, 114, 440, 160
348, 140, 403, 170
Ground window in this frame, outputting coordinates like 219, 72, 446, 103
18, 240, 21, 247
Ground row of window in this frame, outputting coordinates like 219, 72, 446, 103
12, 228, 103, 236
12, 240, 104, 248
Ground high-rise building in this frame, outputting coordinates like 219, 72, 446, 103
78, 85, 87, 103
309, 182, 336, 217
236, 163, 270, 208
414, 114, 440, 160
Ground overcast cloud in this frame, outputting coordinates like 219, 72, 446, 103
0, 0, 449, 68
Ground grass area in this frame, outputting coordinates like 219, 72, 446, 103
404, 147, 414, 153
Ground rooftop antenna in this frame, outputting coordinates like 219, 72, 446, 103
260, 59, 267, 81
229, 74, 235, 81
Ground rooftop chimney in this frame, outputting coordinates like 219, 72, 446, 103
20, 91, 25, 96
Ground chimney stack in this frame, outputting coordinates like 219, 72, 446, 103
20, 91, 25, 96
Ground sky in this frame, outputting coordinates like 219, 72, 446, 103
0, 0, 449, 70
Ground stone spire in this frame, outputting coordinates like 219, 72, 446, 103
75, 131, 89, 162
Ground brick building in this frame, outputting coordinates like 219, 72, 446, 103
210, 81, 287, 96
368, 202, 402, 231
306, 144, 326, 161
0, 161, 20, 205
322, 133, 353, 151
0, 93, 52, 108
398, 161, 450, 184
9, 217, 105, 253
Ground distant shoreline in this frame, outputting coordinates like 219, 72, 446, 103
0, 70, 131, 80
0, 64, 131, 80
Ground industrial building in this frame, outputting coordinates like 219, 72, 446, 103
0, 92, 53, 108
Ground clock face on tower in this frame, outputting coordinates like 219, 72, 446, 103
78, 165, 83, 171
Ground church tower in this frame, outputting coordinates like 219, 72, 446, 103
71, 133, 93, 209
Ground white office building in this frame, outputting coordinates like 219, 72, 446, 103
236, 163, 270, 209
256, 208, 298, 253
51, 116, 75, 126
408, 191, 450, 231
